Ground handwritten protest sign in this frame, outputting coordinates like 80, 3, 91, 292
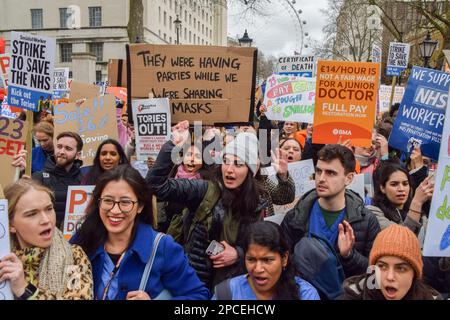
132, 98, 171, 160
275, 55, 315, 77
63, 186, 94, 241
68, 81, 102, 102
0, 116, 27, 188
378, 85, 405, 113
423, 87, 450, 257
108, 59, 127, 87
386, 42, 410, 76
0, 199, 14, 300
53, 67, 69, 99
0, 54, 10, 89
126, 44, 257, 124
263, 74, 315, 123
53, 95, 118, 166
389, 67, 449, 160
312, 60, 380, 147
7, 32, 55, 111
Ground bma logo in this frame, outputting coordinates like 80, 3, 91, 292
66, 5, 81, 29
332, 128, 352, 136
137, 104, 153, 112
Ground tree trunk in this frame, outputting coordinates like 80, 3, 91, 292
127, 0, 144, 43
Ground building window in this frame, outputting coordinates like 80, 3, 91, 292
159, 7, 161, 23
170, 16, 172, 30
198, 21, 200, 30
59, 8, 69, 28
189, 14, 192, 25
69, 71, 73, 78
184, 28, 187, 40
184, 10, 187, 22
31, 9, 43, 29
89, 43, 103, 62
169, 36, 172, 44
60, 43, 72, 63
89, 7, 102, 27
164, 33, 166, 41
96, 70, 102, 82
210, 30, 212, 38
189, 31, 191, 42
159, 30, 161, 37
164, 11, 167, 26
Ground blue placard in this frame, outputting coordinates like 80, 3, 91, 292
386, 66, 402, 76
389, 66, 450, 160
278, 71, 313, 78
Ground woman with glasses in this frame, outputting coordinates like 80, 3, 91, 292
71, 164, 209, 300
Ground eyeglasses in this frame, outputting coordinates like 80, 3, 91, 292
98, 198, 138, 214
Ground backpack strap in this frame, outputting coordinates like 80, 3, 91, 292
139, 232, 165, 291
194, 181, 221, 222
214, 278, 232, 300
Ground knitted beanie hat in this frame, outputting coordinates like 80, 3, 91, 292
223, 132, 259, 175
369, 224, 423, 278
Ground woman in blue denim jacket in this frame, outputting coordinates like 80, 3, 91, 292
71, 164, 209, 300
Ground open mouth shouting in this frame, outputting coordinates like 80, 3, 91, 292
383, 285, 398, 299
39, 228, 53, 241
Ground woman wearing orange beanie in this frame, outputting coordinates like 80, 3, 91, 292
339, 224, 441, 300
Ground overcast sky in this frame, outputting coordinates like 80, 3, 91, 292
227, 0, 329, 58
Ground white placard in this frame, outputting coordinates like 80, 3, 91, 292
132, 98, 171, 161
0, 199, 14, 300
62, 186, 94, 241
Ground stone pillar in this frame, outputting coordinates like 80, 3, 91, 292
71, 52, 97, 83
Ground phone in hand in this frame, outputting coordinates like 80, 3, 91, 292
205, 240, 225, 256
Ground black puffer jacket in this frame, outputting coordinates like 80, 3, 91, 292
32, 156, 83, 228
147, 141, 266, 289
281, 189, 381, 277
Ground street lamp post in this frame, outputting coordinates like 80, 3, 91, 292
174, 15, 182, 44
418, 31, 438, 68
238, 29, 253, 47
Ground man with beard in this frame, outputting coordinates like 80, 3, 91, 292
281, 144, 381, 299
32, 131, 84, 229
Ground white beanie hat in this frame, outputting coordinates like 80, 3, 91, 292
223, 132, 259, 175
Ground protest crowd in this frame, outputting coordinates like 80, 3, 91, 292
0, 31, 449, 303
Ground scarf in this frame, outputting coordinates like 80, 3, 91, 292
175, 164, 201, 180
16, 228, 74, 298
354, 150, 377, 168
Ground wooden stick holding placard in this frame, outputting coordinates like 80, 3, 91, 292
25, 110, 33, 177
388, 75, 397, 113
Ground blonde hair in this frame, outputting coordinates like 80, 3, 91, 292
4, 179, 55, 246
32, 121, 54, 138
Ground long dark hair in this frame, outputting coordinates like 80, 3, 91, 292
244, 221, 300, 300
84, 139, 128, 185
73, 164, 153, 255
372, 161, 413, 223
216, 165, 264, 224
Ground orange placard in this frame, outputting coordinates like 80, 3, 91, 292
312, 60, 380, 147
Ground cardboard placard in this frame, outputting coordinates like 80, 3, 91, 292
53, 95, 118, 166
0, 199, 14, 300
7, 32, 56, 112
0, 54, 10, 89
108, 59, 127, 87
63, 186, 94, 241
132, 98, 171, 160
0, 116, 27, 188
263, 74, 315, 123
423, 86, 450, 257
389, 67, 449, 160
68, 81, 102, 102
126, 44, 257, 124
312, 60, 380, 147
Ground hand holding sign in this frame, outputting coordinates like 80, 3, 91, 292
0, 253, 27, 298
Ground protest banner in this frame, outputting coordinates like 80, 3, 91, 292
378, 85, 405, 113
106, 86, 127, 114
53, 95, 118, 166
52, 67, 70, 99
68, 81, 102, 102
0, 54, 10, 89
423, 86, 450, 257
63, 186, 94, 240
108, 59, 127, 87
7, 32, 55, 112
313, 60, 380, 146
386, 42, 410, 76
132, 98, 171, 160
0, 199, 14, 300
1, 97, 19, 119
126, 44, 257, 124
263, 74, 315, 123
389, 67, 450, 160
371, 45, 382, 63
0, 116, 27, 188
275, 55, 315, 77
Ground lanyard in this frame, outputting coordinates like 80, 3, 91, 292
101, 251, 126, 300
